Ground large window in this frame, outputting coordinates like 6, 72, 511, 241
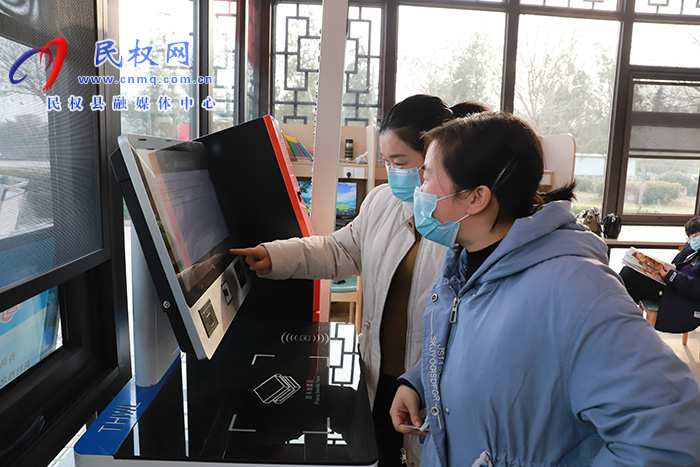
630, 23, 700, 68
607, 19, 700, 222
269, 0, 700, 224
119, 0, 197, 139
514, 15, 619, 212
0, 31, 102, 292
0, 35, 51, 241
396, 6, 505, 110
271, 2, 383, 126
395, 5, 619, 214
210, 0, 238, 131
621, 76, 700, 216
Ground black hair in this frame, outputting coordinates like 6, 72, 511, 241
379, 95, 453, 153
424, 112, 576, 227
685, 216, 700, 236
450, 101, 490, 118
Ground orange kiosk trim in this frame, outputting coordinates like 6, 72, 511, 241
263, 115, 321, 318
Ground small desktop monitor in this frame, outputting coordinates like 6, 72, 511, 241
336, 181, 358, 218
112, 135, 251, 360
298, 179, 312, 213
297, 179, 358, 218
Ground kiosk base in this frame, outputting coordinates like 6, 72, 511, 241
75, 322, 377, 466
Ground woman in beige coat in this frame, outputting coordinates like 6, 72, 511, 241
232, 96, 487, 466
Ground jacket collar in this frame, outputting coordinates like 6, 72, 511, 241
437, 201, 608, 296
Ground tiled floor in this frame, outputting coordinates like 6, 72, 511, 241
659, 329, 700, 381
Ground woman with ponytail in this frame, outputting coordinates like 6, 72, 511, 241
390, 112, 700, 466
233, 95, 487, 466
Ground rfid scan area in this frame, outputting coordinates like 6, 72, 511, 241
74, 116, 378, 466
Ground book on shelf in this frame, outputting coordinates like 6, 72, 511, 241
621, 247, 671, 284
284, 135, 313, 161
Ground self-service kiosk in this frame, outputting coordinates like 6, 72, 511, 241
74, 116, 378, 466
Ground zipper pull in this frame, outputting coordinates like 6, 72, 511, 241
449, 296, 461, 323
400, 447, 408, 464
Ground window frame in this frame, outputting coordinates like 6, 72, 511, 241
199, 0, 265, 132
268, 0, 386, 126
607, 67, 700, 224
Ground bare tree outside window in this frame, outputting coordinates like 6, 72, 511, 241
396, 6, 504, 110
514, 15, 619, 213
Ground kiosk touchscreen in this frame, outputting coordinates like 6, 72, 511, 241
112, 135, 251, 360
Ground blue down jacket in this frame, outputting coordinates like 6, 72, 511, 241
402, 201, 700, 467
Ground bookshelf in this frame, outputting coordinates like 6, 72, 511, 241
279, 123, 384, 201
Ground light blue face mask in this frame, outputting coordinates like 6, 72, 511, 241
413, 186, 470, 247
387, 167, 422, 202
689, 236, 700, 252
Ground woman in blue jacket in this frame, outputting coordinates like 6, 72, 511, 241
390, 112, 700, 466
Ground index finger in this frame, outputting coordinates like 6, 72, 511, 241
230, 248, 256, 256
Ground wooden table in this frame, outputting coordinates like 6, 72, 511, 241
603, 238, 685, 258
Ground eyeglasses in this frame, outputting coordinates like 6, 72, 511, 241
687, 233, 700, 242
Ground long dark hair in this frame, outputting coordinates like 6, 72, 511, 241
424, 112, 576, 226
379, 95, 488, 154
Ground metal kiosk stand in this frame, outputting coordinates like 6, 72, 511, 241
74, 117, 378, 466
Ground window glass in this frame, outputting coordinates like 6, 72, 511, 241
633, 80, 700, 114
0, 287, 61, 391
631, 23, 700, 68
246, 0, 262, 122
119, 0, 197, 139
272, 2, 383, 126
273, 2, 322, 125
623, 78, 700, 215
0, 36, 52, 237
514, 15, 619, 213
211, 0, 238, 131
635, 0, 700, 16
521, 0, 618, 11
0, 19, 102, 293
623, 158, 700, 214
342, 5, 382, 127
396, 6, 505, 110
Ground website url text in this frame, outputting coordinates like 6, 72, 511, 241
77, 75, 213, 86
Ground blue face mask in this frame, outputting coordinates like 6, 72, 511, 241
413, 186, 470, 247
689, 236, 700, 252
387, 167, 421, 202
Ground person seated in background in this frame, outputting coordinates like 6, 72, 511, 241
620, 215, 700, 333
